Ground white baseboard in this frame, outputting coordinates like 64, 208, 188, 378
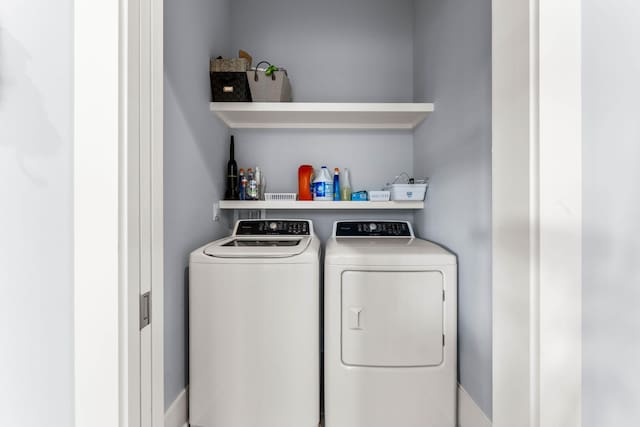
165, 384, 490, 427
165, 387, 188, 427
458, 385, 492, 427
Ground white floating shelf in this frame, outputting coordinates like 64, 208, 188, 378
210, 102, 434, 129
219, 200, 424, 210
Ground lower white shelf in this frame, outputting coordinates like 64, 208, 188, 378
219, 200, 424, 210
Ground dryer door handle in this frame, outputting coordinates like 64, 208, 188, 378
349, 307, 363, 330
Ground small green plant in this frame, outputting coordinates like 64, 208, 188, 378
264, 65, 279, 76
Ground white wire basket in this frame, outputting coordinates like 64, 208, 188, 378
386, 184, 428, 201
264, 192, 297, 201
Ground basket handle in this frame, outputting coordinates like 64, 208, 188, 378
253, 61, 276, 81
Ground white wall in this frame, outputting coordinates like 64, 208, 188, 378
163, 0, 232, 409
582, 1, 640, 425
0, 2, 74, 426
229, 0, 416, 240
412, 0, 493, 418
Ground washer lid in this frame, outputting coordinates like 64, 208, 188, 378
203, 236, 312, 258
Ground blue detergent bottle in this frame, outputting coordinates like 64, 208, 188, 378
333, 168, 340, 201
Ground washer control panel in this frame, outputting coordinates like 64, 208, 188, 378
334, 221, 413, 237
235, 220, 311, 236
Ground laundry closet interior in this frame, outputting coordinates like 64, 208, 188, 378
163, 0, 492, 423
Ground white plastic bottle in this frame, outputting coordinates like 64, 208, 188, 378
313, 166, 334, 201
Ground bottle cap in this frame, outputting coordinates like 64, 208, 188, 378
334, 168, 340, 172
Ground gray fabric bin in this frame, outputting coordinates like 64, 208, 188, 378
247, 66, 292, 102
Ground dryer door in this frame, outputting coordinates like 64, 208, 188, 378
341, 270, 443, 367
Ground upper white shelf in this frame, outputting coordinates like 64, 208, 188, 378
210, 102, 434, 130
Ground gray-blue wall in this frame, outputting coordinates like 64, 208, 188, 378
582, 1, 640, 425
164, 0, 493, 415
229, 0, 416, 240
230, 0, 414, 103
0, 1, 74, 426
412, 0, 493, 418
164, 0, 232, 409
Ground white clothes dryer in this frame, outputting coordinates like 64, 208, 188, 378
324, 220, 457, 427
189, 219, 320, 427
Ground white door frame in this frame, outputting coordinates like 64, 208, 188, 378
73, 0, 121, 425
74, 0, 164, 426
74, 0, 581, 426
492, 0, 582, 426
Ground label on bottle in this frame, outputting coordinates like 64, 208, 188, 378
239, 179, 247, 200
248, 180, 258, 200
314, 181, 334, 200
226, 173, 238, 200
314, 181, 326, 198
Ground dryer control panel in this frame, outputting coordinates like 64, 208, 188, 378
334, 221, 413, 237
235, 220, 311, 236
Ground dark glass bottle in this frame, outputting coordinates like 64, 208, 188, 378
225, 135, 239, 200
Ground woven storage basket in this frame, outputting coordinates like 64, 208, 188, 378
210, 57, 249, 72
210, 58, 252, 102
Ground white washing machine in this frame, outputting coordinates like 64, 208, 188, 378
324, 220, 457, 427
189, 219, 320, 427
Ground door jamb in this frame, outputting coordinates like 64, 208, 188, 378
73, 0, 164, 426
492, 0, 582, 425
149, 0, 165, 425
